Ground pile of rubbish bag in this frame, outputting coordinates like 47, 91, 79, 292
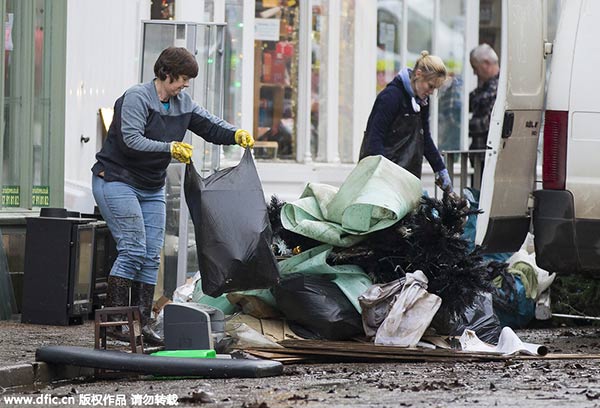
179, 153, 556, 351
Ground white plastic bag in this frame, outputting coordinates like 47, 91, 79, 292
172, 271, 202, 303
359, 279, 405, 338
374, 270, 441, 347
459, 327, 547, 356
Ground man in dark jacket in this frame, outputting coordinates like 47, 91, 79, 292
469, 43, 500, 180
469, 43, 500, 150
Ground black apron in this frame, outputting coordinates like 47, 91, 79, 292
360, 111, 424, 179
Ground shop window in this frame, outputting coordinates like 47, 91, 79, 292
337, 0, 355, 163
407, 0, 433, 64
376, 2, 402, 93
2, 0, 65, 209
202, 1, 247, 162
253, 0, 299, 161
437, 0, 466, 152
479, 0, 500, 54
310, 0, 355, 163
376, 0, 469, 154
33, 0, 51, 191
310, 2, 322, 160
222, 2, 245, 161
3, 1, 22, 203
151, 0, 175, 20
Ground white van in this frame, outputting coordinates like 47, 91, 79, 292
476, 0, 600, 275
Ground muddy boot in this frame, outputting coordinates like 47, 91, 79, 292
105, 275, 132, 342
131, 281, 164, 346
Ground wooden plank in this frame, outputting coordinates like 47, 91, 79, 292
278, 339, 506, 359
243, 349, 304, 359
244, 351, 307, 363
243, 350, 310, 363
248, 347, 507, 362
266, 340, 600, 362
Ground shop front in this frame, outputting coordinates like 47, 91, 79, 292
0, 0, 483, 208
189, 0, 479, 201
0, 0, 497, 311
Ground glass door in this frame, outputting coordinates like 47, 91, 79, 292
436, 0, 466, 152
2, 0, 27, 208
1, 0, 66, 210
140, 21, 226, 296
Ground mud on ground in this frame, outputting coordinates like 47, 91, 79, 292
1, 320, 600, 407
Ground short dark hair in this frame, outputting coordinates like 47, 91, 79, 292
153, 47, 199, 81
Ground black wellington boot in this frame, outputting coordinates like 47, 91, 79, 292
105, 275, 133, 342
131, 281, 164, 346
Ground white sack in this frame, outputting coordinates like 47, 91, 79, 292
359, 278, 405, 338
375, 270, 441, 347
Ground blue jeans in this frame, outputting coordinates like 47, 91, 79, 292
92, 176, 166, 285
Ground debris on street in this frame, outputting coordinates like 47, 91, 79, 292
162, 155, 597, 366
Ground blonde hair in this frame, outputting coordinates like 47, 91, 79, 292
413, 50, 448, 88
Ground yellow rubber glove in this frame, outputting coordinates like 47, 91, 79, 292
170, 141, 193, 164
235, 129, 255, 149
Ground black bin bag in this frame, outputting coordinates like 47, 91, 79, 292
273, 274, 364, 340
184, 148, 280, 297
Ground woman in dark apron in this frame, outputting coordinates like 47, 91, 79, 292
360, 51, 452, 192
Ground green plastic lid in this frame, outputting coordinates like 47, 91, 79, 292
151, 349, 216, 359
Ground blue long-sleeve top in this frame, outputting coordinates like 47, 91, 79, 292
92, 80, 237, 189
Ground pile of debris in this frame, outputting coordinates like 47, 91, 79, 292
173, 154, 557, 359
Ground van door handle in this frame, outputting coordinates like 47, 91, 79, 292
502, 111, 514, 139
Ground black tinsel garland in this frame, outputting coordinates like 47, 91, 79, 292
267, 195, 321, 256
267, 193, 496, 319
328, 194, 493, 319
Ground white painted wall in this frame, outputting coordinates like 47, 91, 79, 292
64, 0, 150, 212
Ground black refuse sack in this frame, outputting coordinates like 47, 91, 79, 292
431, 292, 501, 344
272, 274, 364, 340
184, 149, 280, 297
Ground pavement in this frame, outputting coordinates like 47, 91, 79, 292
0, 318, 106, 390
2, 315, 600, 393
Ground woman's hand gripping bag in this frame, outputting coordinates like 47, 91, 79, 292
184, 149, 280, 297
